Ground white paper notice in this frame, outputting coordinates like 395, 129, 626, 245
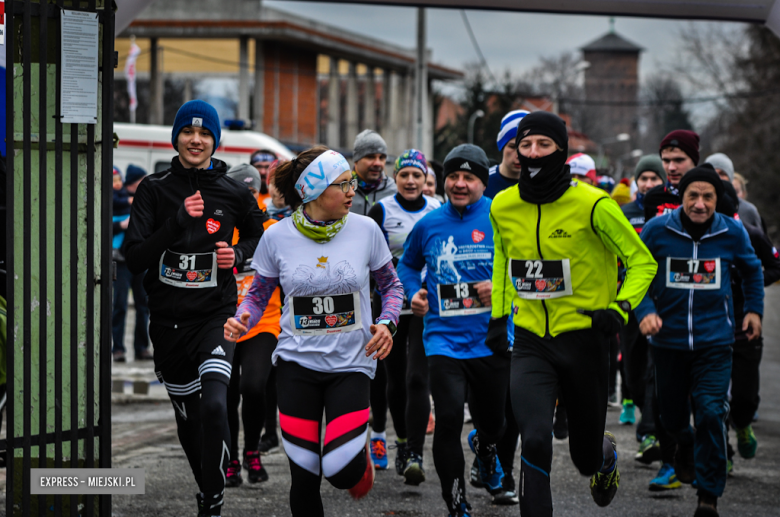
60, 9, 99, 124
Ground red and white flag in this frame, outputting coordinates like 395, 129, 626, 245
124, 41, 141, 115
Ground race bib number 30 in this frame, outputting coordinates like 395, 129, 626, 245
666, 257, 721, 289
437, 282, 490, 317
159, 250, 218, 289
290, 292, 362, 335
509, 259, 573, 299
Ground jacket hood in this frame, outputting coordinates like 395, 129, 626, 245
666, 207, 729, 240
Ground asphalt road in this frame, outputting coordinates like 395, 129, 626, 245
5, 287, 780, 516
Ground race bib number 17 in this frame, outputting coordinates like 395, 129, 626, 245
666, 257, 721, 289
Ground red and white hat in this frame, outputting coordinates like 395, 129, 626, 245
566, 153, 597, 183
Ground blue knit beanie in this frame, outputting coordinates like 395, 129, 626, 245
125, 164, 147, 185
171, 100, 221, 154
496, 110, 529, 151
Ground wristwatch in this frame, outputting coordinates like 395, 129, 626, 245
377, 319, 397, 336
617, 300, 632, 313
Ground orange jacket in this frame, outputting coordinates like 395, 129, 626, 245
233, 208, 282, 340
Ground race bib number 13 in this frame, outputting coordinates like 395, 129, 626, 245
509, 259, 573, 299
437, 282, 490, 317
666, 257, 721, 289
290, 292, 363, 335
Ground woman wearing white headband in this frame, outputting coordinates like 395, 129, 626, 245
224, 146, 404, 515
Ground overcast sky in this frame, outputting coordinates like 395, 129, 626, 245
267, 1, 746, 91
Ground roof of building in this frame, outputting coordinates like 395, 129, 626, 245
121, 1, 463, 80
580, 32, 644, 53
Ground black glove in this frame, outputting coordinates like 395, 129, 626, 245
578, 309, 624, 336
486, 315, 510, 356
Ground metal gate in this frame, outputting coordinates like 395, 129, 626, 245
4, 1, 115, 515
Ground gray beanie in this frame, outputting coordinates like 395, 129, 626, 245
227, 163, 263, 192
442, 144, 490, 186
704, 153, 734, 181
634, 154, 667, 184
353, 129, 388, 162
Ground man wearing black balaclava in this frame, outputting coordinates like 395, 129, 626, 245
636, 166, 764, 517
489, 111, 657, 515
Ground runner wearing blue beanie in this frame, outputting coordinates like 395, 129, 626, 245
172, 100, 222, 155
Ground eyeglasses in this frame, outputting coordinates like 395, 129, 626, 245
329, 178, 358, 193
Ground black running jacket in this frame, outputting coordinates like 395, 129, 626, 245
123, 157, 267, 327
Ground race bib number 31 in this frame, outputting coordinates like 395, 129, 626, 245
290, 292, 362, 335
666, 257, 721, 289
509, 259, 573, 299
159, 250, 218, 289
437, 282, 490, 317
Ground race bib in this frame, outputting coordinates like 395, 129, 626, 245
159, 250, 218, 289
666, 257, 721, 290
290, 292, 363, 335
437, 281, 490, 317
509, 259, 573, 299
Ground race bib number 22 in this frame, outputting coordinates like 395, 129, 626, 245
509, 259, 573, 299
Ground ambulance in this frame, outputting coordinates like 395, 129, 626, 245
113, 123, 295, 176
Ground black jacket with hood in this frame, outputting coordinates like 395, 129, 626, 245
123, 157, 267, 327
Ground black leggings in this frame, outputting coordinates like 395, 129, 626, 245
370, 315, 430, 453
511, 327, 610, 517
428, 353, 509, 511
226, 332, 277, 459
276, 359, 370, 517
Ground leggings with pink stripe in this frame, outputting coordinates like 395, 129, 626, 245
276, 359, 370, 516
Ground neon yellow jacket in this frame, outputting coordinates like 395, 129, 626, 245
490, 181, 657, 338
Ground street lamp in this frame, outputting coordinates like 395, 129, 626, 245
468, 109, 485, 144
597, 133, 631, 167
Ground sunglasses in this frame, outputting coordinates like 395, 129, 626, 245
329, 178, 358, 193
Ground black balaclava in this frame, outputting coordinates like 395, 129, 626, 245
515, 111, 571, 204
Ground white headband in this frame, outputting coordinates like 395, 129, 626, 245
294, 151, 350, 203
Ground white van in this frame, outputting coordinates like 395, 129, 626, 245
113, 123, 295, 176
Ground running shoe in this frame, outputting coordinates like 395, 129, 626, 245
492, 473, 519, 505
736, 425, 757, 459
258, 433, 279, 455
393, 440, 408, 476
447, 501, 472, 517
635, 434, 661, 464
225, 459, 243, 487
426, 411, 436, 435
673, 442, 695, 484
370, 437, 388, 470
468, 457, 484, 488
553, 404, 568, 440
619, 400, 636, 425
694, 494, 719, 517
403, 450, 426, 486
467, 429, 505, 494
648, 463, 681, 491
348, 447, 375, 500
589, 432, 620, 507
243, 450, 269, 483
112, 351, 126, 363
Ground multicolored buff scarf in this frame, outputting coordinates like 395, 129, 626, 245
291, 205, 347, 244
